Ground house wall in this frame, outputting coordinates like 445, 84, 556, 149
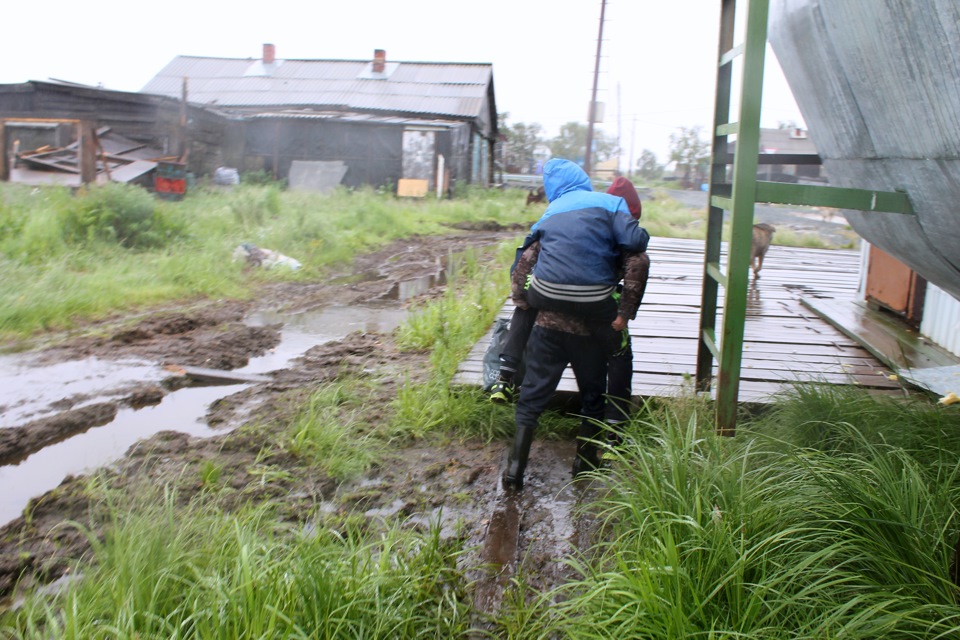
921, 284, 960, 358
244, 119, 402, 187
242, 118, 474, 192
447, 123, 471, 188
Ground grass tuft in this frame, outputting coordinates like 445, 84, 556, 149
6, 487, 471, 639
520, 390, 960, 638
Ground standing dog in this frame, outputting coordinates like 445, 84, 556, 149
751, 223, 776, 278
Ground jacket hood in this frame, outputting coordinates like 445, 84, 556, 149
542, 158, 593, 202
606, 177, 642, 219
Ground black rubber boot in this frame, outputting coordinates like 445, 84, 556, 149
605, 419, 625, 448
502, 423, 535, 490
572, 420, 602, 478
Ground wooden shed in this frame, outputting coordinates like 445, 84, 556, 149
0, 80, 234, 181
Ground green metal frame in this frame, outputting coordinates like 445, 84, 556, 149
696, 0, 915, 435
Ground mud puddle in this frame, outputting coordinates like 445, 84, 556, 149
0, 355, 165, 428
244, 304, 408, 374
468, 440, 594, 620
0, 384, 247, 525
0, 303, 411, 528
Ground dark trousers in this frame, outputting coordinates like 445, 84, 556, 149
501, 302, 634, 421
606, 340, 633, 422
525, 288, 623, 357
499, 306, 537, 372
515, 326, 607, 431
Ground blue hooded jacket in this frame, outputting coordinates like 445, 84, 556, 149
524, 158, 649, 287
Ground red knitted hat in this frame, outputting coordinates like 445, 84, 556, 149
606, 177, 642, 219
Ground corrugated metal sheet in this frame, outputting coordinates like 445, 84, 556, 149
246, 110, 465, 128
142, 56, 491, 119
769, 0, 960, 301
921, 284, 960, 358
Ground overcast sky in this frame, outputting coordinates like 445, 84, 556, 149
1, 0, 804, 168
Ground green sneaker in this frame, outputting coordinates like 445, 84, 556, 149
489, 380, 517, 404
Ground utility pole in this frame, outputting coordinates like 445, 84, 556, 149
616, 82, 622, 176
583, 0, 606, 176
629, 115, 637, 179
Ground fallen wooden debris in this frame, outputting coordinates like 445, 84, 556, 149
163, 365, 271, 385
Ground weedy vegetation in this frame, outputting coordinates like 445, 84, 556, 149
2, 180, 957, 638
494, 387, 960, 638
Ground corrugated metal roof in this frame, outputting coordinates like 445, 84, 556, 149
142, 56, 492, 119
246, 110, 467, 129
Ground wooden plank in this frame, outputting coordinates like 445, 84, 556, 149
163, 365, 270, 385
801, 297, 959, 371
455, 237, 899, 406
457, 359, 898, 388
397, 179, 429, 197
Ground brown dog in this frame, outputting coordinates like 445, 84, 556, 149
751, 223, 776, 278
525, 185, 546, 207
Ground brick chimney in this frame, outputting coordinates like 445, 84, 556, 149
263, 43, 276, 65
373, 49, 386, 73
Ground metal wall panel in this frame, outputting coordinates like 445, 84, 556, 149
769, 0, 960, 300
921, 284, 960, 358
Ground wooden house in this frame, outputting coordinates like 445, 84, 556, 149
142, 45, 498, 193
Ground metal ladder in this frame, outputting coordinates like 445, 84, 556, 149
696, 0, 915, 435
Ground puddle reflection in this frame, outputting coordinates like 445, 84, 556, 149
243, 304, 408, 373
0, 384, 246, 525
0, 356, 163, 428
0, 302, 414, 526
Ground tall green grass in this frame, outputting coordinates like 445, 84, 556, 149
279, 380, 383, 481
640, 193, 706, 240
391, 243, 518, 443
0, 178, 853, 343
3, 488, 470, 639
0, 182, 536, 342
497, 387, 960, 638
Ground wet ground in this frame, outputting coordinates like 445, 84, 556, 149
661, 188, 861, 248
0, 225, 598, 614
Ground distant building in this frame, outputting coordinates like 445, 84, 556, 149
142, 45, 498, 192
758, 126, 825, 184
0, 46, 499, 194
592, 158, 620, 182
0, 80, 230, 186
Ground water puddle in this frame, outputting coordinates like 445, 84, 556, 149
382, 272, 447, 301
0, 384, 245, 525
0, 242, 467, 528
244, 304, 408, 373
0, 302, 412, 528
0, 356, 164, 428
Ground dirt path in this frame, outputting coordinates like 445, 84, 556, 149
0, 224, 598, 613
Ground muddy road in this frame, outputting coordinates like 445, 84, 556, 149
0, 225, 600, 616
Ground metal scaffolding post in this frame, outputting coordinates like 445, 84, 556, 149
696, 0, 916, 436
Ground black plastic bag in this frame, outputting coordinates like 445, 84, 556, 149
481, 317, 525, 391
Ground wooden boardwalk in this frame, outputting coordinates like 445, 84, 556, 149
453, 236, 902, 404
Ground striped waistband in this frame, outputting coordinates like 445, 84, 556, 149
530, 276, 614, 303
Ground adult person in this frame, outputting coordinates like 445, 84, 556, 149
491, 177, 650, 430
501, 160, 650, 490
